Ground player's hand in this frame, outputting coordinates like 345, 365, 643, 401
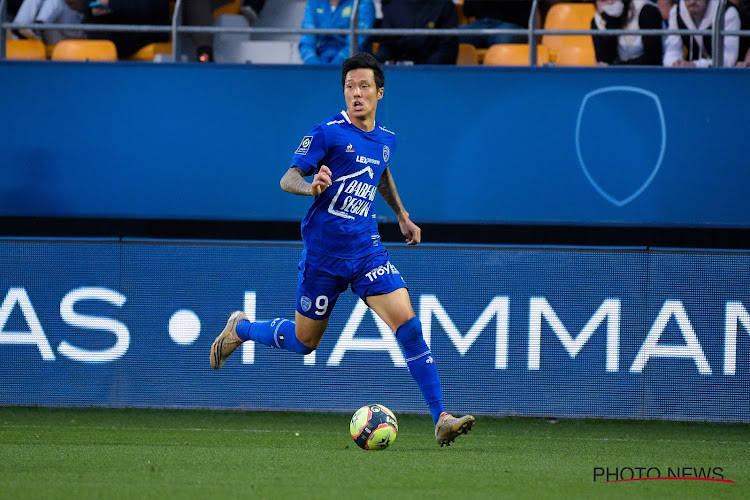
398, 213, 421, 246
311, 165, 332, 196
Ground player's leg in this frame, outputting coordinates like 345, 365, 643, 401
237, 313, 326, 353
354, 250, 475, 446
366, 289, 443, 420
210, 310, 327, 369
366, 289, 475, 446
210, 249, 344, 369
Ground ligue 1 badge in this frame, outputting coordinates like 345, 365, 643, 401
296, 136, 313, 155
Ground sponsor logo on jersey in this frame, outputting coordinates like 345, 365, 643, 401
326, 119, 345, 125
378, 125, 395, 135
295, 136, 313, 155
364, 261, 400, 282
383, 145, 390, 163
356, 155, 380, 165
327, 167, 374, 220
346, 143, 355, 153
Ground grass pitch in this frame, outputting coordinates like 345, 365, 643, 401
1, 407, 748, 499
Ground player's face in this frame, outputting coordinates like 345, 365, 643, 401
344, 69, 383, 122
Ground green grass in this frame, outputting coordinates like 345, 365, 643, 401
0, 407, 748, 499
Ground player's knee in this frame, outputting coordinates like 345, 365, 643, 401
277, 319, 316, 355
395, 317, 423, 346
282, 332, 315, 355
292, 340, 315, 355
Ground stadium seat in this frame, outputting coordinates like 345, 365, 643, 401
554, 44, 596, 66
456, 43, 479, 65
233, 40, 302, 64
483, 43, 549, 66
213, 0, 241, 19
127, 42, 173, 61
5, 39, 47, 60
541, 2, 596, 63
51, 39, 118, 61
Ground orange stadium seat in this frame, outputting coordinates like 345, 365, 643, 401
51, 39, 118, 61
5, 39, 47, 60
483, 43, 549, 66
541, 2, 596, 63
456, 43, 479, 65
127, 42, 173, 61
554, 43, 596, 66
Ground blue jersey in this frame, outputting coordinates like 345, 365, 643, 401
291, 111, 398, 259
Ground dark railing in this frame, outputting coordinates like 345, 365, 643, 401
1, 0, 747, 66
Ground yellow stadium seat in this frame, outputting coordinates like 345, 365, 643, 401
554, 43, 597, 66
483, 44, 549, 66
541, 2, 596, 62
127, 42, 173, 61
456, 43, 479, 65
51, 39, 118, 61
5, 39, 47, 60
213, 0, 241, 19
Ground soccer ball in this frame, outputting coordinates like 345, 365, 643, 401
349, 404, 398, 450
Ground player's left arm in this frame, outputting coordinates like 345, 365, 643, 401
378, 166, 421, 245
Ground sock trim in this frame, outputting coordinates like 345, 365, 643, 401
405, 350, 431, 363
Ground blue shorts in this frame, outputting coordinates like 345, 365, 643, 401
296, 248, 407, 320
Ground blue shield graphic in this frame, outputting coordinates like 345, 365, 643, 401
575, 86, 666, 207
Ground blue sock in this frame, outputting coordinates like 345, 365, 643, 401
395, 317, 445, 425
235, 318, 313, 355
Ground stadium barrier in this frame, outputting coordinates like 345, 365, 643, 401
2, 237, 749, 422
1, 62, 749, 228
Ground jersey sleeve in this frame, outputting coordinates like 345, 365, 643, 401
290, 124, 327, 175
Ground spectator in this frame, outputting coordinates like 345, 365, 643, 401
732, 0, 750, 66
591, 0, 664, 65
656, 0, 674, 21
663, 0, 740, 67
299, 0, 375, 65
84, 0, 171, 59
375, 0, 459, 65
458, 0, 530, 48
11, 0, 84, 45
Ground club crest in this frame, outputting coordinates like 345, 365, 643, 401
383, 145, 390, 163
575, 86, 666, 207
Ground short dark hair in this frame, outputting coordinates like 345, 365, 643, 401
341, 52, 385, 89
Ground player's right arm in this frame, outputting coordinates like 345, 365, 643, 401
280, 165, 332, 196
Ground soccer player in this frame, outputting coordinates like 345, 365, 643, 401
210, 52, 475, 447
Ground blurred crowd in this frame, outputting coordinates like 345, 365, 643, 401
4, 0, 749, 67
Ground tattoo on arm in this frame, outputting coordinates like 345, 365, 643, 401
280, 167, 313, 196
377, 167, 406, 217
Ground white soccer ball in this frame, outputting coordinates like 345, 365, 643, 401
349, 404, 398, 450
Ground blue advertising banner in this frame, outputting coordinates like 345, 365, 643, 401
2, 238, 749, 421
1, 63, 749, 227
